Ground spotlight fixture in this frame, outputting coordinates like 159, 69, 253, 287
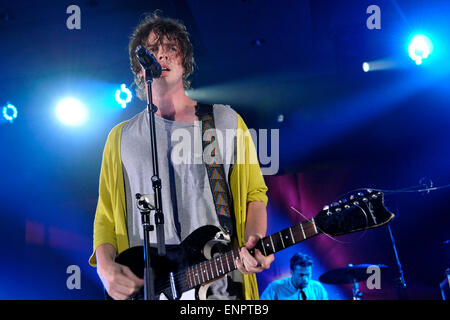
115, 84, 133, 109
408, 34, 433, 65
2, 103, 17, 123
55, 97, 88, 126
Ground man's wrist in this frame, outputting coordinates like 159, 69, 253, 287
96, 243, 117, 267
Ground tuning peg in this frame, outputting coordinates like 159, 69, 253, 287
353, 201, 360, 206
322, 205, 333, 216
344, 204, 350, 209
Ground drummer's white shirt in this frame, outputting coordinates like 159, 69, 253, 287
260, 277, 328, 300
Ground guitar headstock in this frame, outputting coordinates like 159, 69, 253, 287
314, 189, 395, 236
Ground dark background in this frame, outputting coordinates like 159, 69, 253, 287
0, 0, 448, 299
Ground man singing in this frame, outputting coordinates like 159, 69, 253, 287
89, 12, 274, 300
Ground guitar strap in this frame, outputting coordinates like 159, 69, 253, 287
195, 103, 234, 236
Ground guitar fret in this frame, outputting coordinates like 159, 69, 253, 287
280, 229, 292, 247
192, 265, 196, 286
311, 218, 318, 234
202, 262, 208, 282
205, 262, 210, 281
202, 263, 207, 282
231, 249, 237, 268
200, 263, 205, 283
225, 252, 231, 272
214, 256, 219, 276
196, 265, 202, 284
269, 235, 275, 253
189, 268, 194, 287
261, 239, 268, 256
300, 223, 306, 239
208, 260, 213, 280
218, 257, 224, 275
289, 227, 295, 244
279, 231, 285, 248
187, 269, 192, 288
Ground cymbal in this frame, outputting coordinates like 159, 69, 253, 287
319, 264, 388, 285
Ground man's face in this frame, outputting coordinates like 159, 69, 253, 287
291, 265, 312, 289
140, 31, 184, 87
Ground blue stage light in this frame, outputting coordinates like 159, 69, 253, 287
55, 97, 88, 126
408, 34, 433, 65
2, 103, 18, 123
362, 62, 370, 72
115, 84, 132, 109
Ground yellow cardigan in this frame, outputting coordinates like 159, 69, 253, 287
89, 113, 268, 300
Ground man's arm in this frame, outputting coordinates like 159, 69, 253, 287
236, 201, 274, 274
244, 201, 267, 241
96, 243, 144, 300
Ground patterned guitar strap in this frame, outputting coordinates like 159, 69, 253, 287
195, 103, 234, 237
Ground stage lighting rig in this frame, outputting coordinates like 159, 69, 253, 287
408, 34, 433, 65
115, 84, 132, 109
2, 103, 17, 123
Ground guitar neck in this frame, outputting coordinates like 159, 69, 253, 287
185, 218, 321, 289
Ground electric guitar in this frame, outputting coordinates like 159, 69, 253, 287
105, 189, 394, 300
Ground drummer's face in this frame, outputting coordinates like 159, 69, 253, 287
291, 265, 312, 289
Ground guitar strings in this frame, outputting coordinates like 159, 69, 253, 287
159, 216, 376, 298
290, 206, 369, 244
171, 246, 245, 290
335, 183, 450, 200
182, 223, 320, 287
179, 249, 238, 288
154, 225, 320, 296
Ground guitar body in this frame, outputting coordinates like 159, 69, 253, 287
106, 225, 228, 300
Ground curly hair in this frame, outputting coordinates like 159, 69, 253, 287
129, 12, 195, 100
290, 253, 313, 271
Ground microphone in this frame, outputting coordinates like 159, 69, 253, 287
135, 45, 162, 78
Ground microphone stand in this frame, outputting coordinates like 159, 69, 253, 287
137, 66, 167, 301
387, 224, 408, 300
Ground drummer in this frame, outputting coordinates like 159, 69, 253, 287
260, 252, 328, 300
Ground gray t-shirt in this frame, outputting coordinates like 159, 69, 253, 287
121, 104, 242, 299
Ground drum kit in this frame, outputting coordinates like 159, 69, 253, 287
319, 264, 388, 300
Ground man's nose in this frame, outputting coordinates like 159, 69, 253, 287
158, 47, 169, 61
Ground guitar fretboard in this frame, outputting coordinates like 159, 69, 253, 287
185, 219, 320, 289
